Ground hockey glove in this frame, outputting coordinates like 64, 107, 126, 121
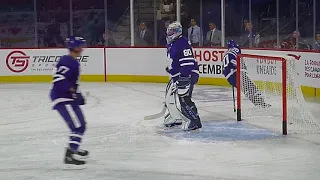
73, 92, 86, 105
165, 67, 170, 74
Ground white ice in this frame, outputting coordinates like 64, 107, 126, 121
1, 83, 320, 180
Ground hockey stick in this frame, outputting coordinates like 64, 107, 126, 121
144, 104, 167, 120
232, 86, 236, 112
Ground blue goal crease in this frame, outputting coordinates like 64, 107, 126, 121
159, 120, 281, 142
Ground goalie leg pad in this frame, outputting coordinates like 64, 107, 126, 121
177, 77, 202, 130
164, 80, 182, 127
179, 96, 202, 130
164, 111, 182, 127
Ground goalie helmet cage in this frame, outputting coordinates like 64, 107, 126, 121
236, 54, 320, 135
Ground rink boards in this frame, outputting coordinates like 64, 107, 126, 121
0, 47, 319, 97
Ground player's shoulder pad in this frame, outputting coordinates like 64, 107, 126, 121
228, 47, 241, 55
59, 55, 79, 68
176, 36, 189, 44
227, 50, 238, 59
72, 57, 80, 68
226, 53, 236, 61
56, 55, 67, 65
174, 36, 192, 48
58, 55, 71, 63
60, 55, 71, 60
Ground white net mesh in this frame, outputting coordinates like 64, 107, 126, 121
239, 55, 320, 134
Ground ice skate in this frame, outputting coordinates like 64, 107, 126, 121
196, 116, 202, 129
182, 119, 202, 131
76, 149, 89, 159
64, 148, 86, 165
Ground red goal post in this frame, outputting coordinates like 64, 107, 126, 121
236, 54, 288, 135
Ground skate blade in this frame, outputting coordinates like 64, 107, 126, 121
164, 123, 182, 128
163, 124, 182, 130
78, 156, 89, 160
74, 154, 89, 160
182, 126, 202, 132
63, 164, 87, 170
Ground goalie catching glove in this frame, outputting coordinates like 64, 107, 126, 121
72, 92, 86, 105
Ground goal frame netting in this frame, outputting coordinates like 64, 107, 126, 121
236, 54, 288, 135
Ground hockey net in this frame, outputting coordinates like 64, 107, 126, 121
236, 54, 320, 135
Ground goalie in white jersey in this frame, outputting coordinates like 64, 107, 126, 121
223, 40, 270, 107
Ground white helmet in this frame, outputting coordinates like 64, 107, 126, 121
166, 21, 182, 44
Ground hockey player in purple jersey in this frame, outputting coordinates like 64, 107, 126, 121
223, 40, 270, 107
163, 21, 202, 131
50, 36, 88, 165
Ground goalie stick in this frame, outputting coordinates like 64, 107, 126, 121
144, 104, 167, 120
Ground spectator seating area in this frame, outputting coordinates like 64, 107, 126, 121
0, 0, 319, 50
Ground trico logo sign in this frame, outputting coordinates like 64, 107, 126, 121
6, 51, 30, 73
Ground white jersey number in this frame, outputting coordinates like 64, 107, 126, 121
183, 49, 192, 57
52, 66, 70, 83
223, 54, 237, 68
223, 55, 230, 68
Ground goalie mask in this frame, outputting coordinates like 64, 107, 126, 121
166, 21, 183, 44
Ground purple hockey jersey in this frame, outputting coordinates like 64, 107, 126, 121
166, 36, 199, 82
222, 47, 241, 79
50, 55, 80, 109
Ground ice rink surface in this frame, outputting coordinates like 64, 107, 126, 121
1, 82, 320, 180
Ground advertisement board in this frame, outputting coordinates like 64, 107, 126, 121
104, 47, 320, 88
193, 48, 226, 78
0, 48, 105, 81
192, 48, 320, 88
106, 48, 167, 76
243, 49, 320, 88
0, 47, 319, 90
